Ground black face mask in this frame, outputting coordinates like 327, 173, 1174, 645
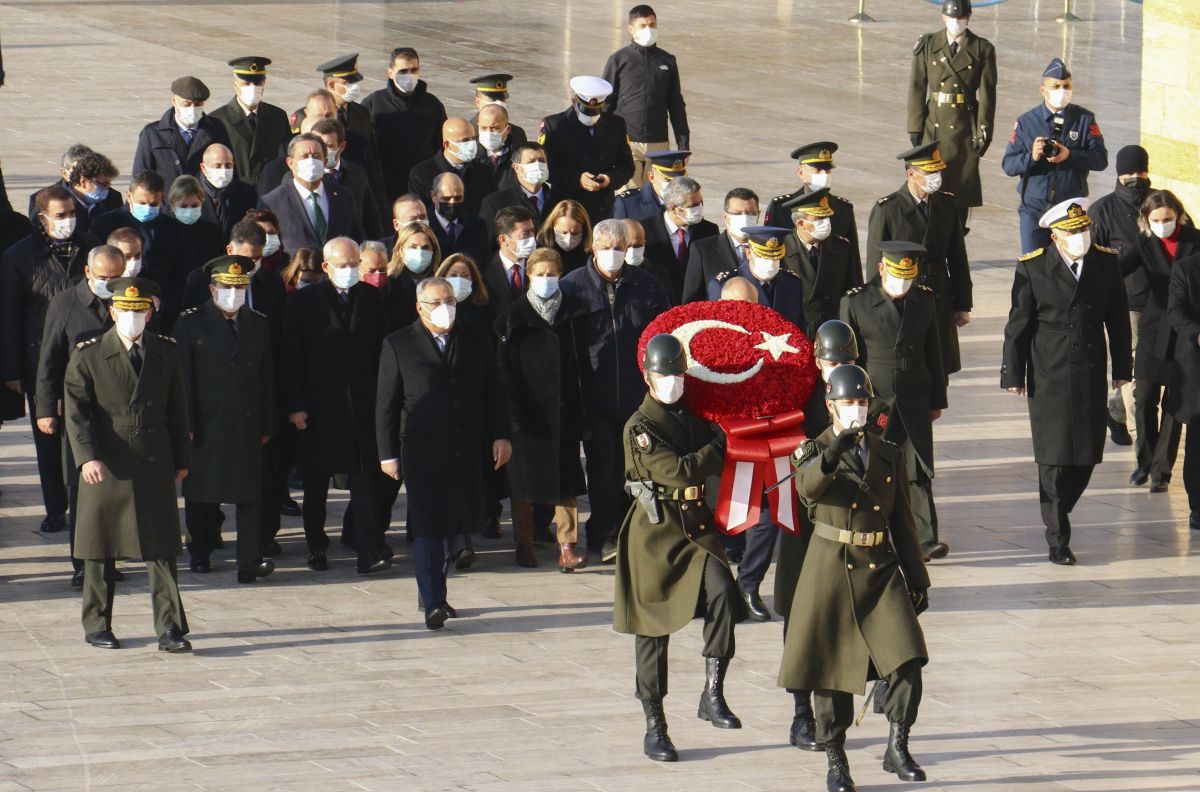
436, 202, 462, 222
1120, 176, 1151, 191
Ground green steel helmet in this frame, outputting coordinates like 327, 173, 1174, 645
825, 364, 873, 401
942, 0, 971, 17
815, 319, 859, 363
643, 333, 688, 376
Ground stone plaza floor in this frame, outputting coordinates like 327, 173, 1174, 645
2, 0, 1199, 789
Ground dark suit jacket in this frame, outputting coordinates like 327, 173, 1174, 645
643, 212, 718, 303
682, 231, 742, 303
208, 97, 292, 187
1121, 227, 1200, 383
133, 109, 231, 187
326, 159, 385, 240
35, 278, 113, 418
258, 180, 363, 256
480, 253, 525, 319
408, 151, 495, 216
429, 212, 489, 265
478, 184, 566, 245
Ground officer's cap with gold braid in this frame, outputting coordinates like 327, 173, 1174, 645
206, 255, 254, 287
107, 277, 159, 310
228, 56, 272, 84
898, 140, 947, 173
646, 149, 691, 177
782, 187, 835, 218
317, 54, 363, 83
878, 241, 925, 279
1038, 197, 1091, 231
569, 76, 612, 110
789, 141, 839, 169
470, 73, 513, 98
742, 226, 792, 261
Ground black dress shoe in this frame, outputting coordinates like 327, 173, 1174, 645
379, 542, 395, 561
789, 690, 821, 751
1130, 467, 1150, 486
70, 569, 85, 589
1150, 480, 1170, 493
307, 552, 328, 571
601, 536, 619, 563
261, 541, 283, 557
481, 516, 502, 539
157, 627, 192, 653
85, 630, 120, 649
213, 534, 225, 550
741, 590, 772, 621
257, 559, 275, 577
454, 547, 476, 570
190, 558, 212, 573
40, 513, 66, 533
1049, 546, 1077, 565
1107, 417, 1133, 446
280, 498, 302, 517
1191, 511, 1200, 531
356, 555, 391, 575
727, 548, 745, 565
921, 541, 950, 560
425, 605, 449, 630
442, 601, 458, 619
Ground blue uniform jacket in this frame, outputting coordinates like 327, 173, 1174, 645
706, 264, 806, 329
1001, 102, 1108, 215
612, 182, 663, 223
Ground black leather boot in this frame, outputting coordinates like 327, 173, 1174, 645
697, 656, 742, 728
789, 689, 820, 750
641, 699, 678, 762
825, 742, 856, 792
882, 721, 926, 781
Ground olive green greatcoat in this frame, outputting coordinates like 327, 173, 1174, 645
613, 395, 746, 637
64, 329, 191, 560
778, 427, 930, 695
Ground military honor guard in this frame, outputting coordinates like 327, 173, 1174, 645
779, 189, 864, 339
907, 0, 997, 229
868, 142, 972, 379
780, 364, 931, 792
613, 149, 689, 223
63, 277, 193, 652
1001, 199, 1132, 565
173, 256, 276, 582
612, 334, 747, 763
764, 141, 860, 277
209, 57, 292, 188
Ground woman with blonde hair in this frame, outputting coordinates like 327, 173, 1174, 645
386, 221, 442, 327
536, 199, 592, 273
435, 252, 493, 330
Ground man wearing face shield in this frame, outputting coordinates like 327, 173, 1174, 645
907, 0, 997, 230
539, 76, 635, 224
780, 189, 863, 339
173, 256, 276, 583
764, 142, 860, 277
1002, 58, 1109, 255
841, 241, 948, 562
614, 149, 689, 223
1002, 199, 1131, 565
780, 363, 931, 792
209, 57, 291, 189
134, 77, 230, 188
64, 277, 193, 652
409, 117, 495, 216
868, 142, 972, 380
613, 333, 746, 763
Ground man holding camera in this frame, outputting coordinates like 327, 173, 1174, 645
1002, 58, 1108, 254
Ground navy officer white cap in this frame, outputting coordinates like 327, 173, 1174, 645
569, 75, 613, 102
1038, 196, 1091, 229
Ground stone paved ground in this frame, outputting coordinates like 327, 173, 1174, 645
3, 1, 1199, 790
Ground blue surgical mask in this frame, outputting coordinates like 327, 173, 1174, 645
530, 275, 560, 299
82, 185, 110, 203
403, 248, 433, 273
130, 202, 160, 223
174, 206, 202, 225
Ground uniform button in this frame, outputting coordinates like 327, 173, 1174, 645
851, 502, 858, 509
147, 401, 154, 406
886, 476, 892, 483
934, 123, 940, 128
869, 563, 878, 570
873, 505, 881, 512
681, 503, 689, 511
699, 524, 706, 531
847, 563, 855, 570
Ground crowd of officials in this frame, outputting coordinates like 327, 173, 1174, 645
0, 3, 1195, 790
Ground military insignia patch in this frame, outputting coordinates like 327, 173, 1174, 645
636, 432, 652, 450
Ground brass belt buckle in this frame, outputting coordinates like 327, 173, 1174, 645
852, 531, 873, 547
683, 485, 700, 500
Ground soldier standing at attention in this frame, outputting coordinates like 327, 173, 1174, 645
613, 334, 746, 762
780, 364, 931, 792
907, 0, 997, 231
764, 142, 860, 277
64, 277, 193, 652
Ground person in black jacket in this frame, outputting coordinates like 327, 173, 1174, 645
408, 117, 494, 217
602, 4, 690, 189
28, 146, 123, 237
132, 77, 230, 188
1165, 253, 1200, 530
310, 117, 385, 240
376, 276, 511, 630
362, 47, 447, 204
1, 185, 99, 533
1091, 144, 1152, 447
535, 199, 592, 274
681, 187, 759, 303
642, 176, 719, 303
198, 144, 258, 237
427, 173, 490, 266
475, 103, 523, 192
479, 142, 564, 244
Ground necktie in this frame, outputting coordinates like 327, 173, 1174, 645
247, 111, 257, 131
809, 244, 820, 269
490, 154, 500, 168
228, 318, 238, 338
129, 344, 143, 375
181, 127, 194, 146
675, 228, 687, 266
852, 442, 866, 472
919, 200, 929, 220
1070, 261, 1080, 279
949, 41, 959, 58
310, 193, 327, 241
339, 290, 350, 304
510, 265, 522, 296
736, 244, 748, 266
529, 194, 540, 214
436, 334, 447, 353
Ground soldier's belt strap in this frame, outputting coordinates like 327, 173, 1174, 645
109, 417, 167, 428
814, 520, 886, 548
935, 92, 966, 105
655, 484, 706, 501
868, 356, 914, 371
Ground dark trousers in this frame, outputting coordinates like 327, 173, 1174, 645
736, 494, 778, 595
902, 438, 939, 546
28, 393, 67, 517
1183, 426, 1200, 511
1018, 207, 1052, 256
1133, 379, 1182, 482
413, 535, 451, 609
583, 412, 632, 551
634, 555, 738, 701
813, 660, 922, 745
302, 472, 385, 563
340, 472, 399, 561
259, 437, 286, 546
1037, 463, 1094, 548
185, 500, 261, 570
82, 558, 187, 636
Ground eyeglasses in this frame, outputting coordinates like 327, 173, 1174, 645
419, 298, 457, 308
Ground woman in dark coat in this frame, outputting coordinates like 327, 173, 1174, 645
536, 199, 592, 274
1120, 190, 1200, 492
1164, 251, 1200, 530
384, 221, 440, 330
495, 248, 588, 571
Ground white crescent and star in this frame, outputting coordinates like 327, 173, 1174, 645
670, 321, 799, 384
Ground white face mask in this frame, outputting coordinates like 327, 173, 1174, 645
515, 236, 538, 259
446, 276, 473, 302
1047, 88, 1072, 110
808, 217, 833, 241
263, 234, 281, 257
428, 302, 455, 330
576, 110, 600, 127
595, 249, 625, 274
725, 213, 757, 239
625, 245, 646, 266
835, 403, 869, 431
521, 161, 550, 186
478, 130, 505, 153
214, 286, 246, 313
945, 18, 968, 37
882, 274, 913, 297
295, 158, 325, 183
325, 149, 341, 170
1061, 230, 1091, 259
919, 171, 943, 194
530, 274, 560, 299
238, 84, 263, 107
393, 74, 418, 93
450, 139, 478, 163
115, 310, 147, 340
652, 374, 685, 404
329, 265, 359, 290
679, 204, 704, 226
750, 256, 780, 281
45, 216, 76, 240
176, 105, 201, 128
340, 82, 362, 103
555, 231, 583, 251
808, 170, 831, 190
1151, 221, 1177, 239
123, 257, 143, 277
205, 166, 234, 189
632, 26, 659, 47
89, 276, 113, 300
403, 248, 433, 273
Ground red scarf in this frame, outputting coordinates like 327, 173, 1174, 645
1160, 228, 1181, 261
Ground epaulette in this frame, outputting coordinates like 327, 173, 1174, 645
791, 438, 820, 465
1018, 248, 1044, 261
249, 307, 267, 319
845, 285, 866, 296
915, 284, 934, 294
74, 336, 101, 350
615, 188, 637, 198
771, 193, 793, 204
178, 307, 200, 318
714, 270, 738, 282
877, 194, 895, 206
780, 267, 801, 279
913, 34, 928, 55
834, 235, 850, 245
1095, 244, 1120, 255
942, 191, 956, 198
831, 193, 852, 206
147, 332, 176, 344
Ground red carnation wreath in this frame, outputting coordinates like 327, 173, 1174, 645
637, 301, 820, 535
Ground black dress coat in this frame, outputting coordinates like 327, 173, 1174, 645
538, 107, 634, 223
207, 98, 292, 188
282, 280, 388, 476
200, 177, 258, 238
361, 80, 447, 203
429, 213, 490, 265
478, 184, 565, 245
642, 212, 718, 304
495, 295, 588, 504
1165, 253, 1200, 423
132, 109, 231, 187
1119, 226, 1200, 384
408, 151, 495, 216
375, 320, 511, 538
784, 233, 864, 340
1091, 181, 1151, 311
765, 186, 860, 274
35, 278, 114, 420
867, 185, 972, 376
707, 265, 807, 330
1001, 245, 1132, 466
